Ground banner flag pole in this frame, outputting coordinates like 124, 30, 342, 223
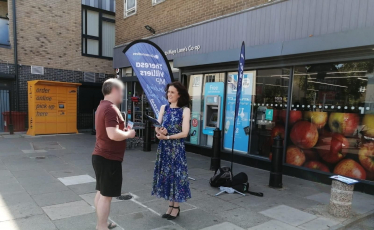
231, 42, 246, 173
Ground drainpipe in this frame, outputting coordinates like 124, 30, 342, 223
12, 0, 19, 110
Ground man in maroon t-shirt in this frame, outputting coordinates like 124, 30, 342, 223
92, 78, 135, 230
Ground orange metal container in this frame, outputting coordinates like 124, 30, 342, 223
27, 80, 81, 136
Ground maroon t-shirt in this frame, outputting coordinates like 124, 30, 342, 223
92, 100, 126, 162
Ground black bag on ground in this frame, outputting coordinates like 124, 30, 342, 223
209, 167, 233, 187
231, 172, 264, 197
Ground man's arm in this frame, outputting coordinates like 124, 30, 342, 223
106, 126, 135, 141
104, 107, 135, 141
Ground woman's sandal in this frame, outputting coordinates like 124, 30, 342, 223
162, 206, 174, 218
167, 206, 180, 220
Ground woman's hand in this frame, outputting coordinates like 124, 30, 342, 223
155, 127, 168, 135
159, 127, 168, 135
156, 133, 167, 140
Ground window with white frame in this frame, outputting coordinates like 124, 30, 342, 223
125, 0, 136, 17
152, 0, 165, 5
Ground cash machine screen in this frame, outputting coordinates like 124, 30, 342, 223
208, 112, 218, 127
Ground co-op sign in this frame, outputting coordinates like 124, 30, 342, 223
164, 45, 201, 56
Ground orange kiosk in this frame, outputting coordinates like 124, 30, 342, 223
27, 80, 81, 136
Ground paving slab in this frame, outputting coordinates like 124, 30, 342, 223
0, 182, 24, 195
109, 200, 148, 216
260, 205, 317, 226
53, 213, 97, 230
58, 174, 96, 186
48, 167, 88, 178
187, 196, 239, 215
248, 220, 300, 230
111, 210, 170, 230
169, 208, 223, 230
151, 225, 186, 230
42, 200, 95, 220
200, 222, 245, 230
22, 149, 47, 154
0, 191, 35, 207
143, 198, 197, 215
67, 182, 97, 195
299, 217, 339, 230
0, 214, 57, 230
22, 181, 69, 195
216, 207, 271, 229
16, 174, 59, 186
32, 190, 82, 207
306, 192, 331, 205
0, 202, 44, 222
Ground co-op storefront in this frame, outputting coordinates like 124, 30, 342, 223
114, 0, 374, 193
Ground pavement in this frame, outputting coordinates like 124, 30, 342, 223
0, 133, 373, 230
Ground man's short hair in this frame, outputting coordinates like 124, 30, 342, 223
102, 78, 124, 96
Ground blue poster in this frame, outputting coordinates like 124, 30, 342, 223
224, 72, 253, 152
123, 41, 173, 117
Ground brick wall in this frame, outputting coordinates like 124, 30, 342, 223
0, 1, 8, 18
0, 0, 113, 74
116, 0, 269, 45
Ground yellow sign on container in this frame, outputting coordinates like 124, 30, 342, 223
27, 80, 81, 136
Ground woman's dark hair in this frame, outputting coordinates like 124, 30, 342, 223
165, 81, 190, 108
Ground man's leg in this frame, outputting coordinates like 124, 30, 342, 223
97, 194, 112, 230
94, 191, 101, 209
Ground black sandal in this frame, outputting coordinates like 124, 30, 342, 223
162, 206, 173, 218
167, 206, 180, 220
108, 222, 117, 229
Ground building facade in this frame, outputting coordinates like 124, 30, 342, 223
114, 0, 374, 193
0, 0, 116, 131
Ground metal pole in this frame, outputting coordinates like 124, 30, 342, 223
269, 135, 283, 188
143, 120, 151, 151
12, 0, 19, 110
8, 90, 14, 134
210, 128, 221, 171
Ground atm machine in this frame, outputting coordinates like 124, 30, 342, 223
203, 82, 224, 146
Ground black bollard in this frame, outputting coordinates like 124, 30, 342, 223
210, 128, 221, 171
143, 120, 152, 152
269, 135, 283, 188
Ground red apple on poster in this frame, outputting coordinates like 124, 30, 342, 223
270, 124, 285, 145
333, 159, 366, 180
358, 145, 374, 172
286, 146, 306, 166
328, 113, 359, 136
303, 149, 320, 161
362, 114, 374, 138
316, 133, 349, 164
290, 121, 319, 149
304, 161, 330, 173
280, 110, 302, 126
303, 111, 328, 129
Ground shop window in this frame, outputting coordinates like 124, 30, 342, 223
222, 68, 290, 156
185, 73, 225, 147
223, 71, 256, 153
286, 61, 374, 182
0, 0, 9, 46
124, 0, 136, 17
82, 7, 115, 59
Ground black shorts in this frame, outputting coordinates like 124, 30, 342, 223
92, 155, 122, 197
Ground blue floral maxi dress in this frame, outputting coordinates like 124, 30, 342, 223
152, 105, 191, 202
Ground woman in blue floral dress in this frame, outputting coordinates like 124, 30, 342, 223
152, 82, 191, 220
